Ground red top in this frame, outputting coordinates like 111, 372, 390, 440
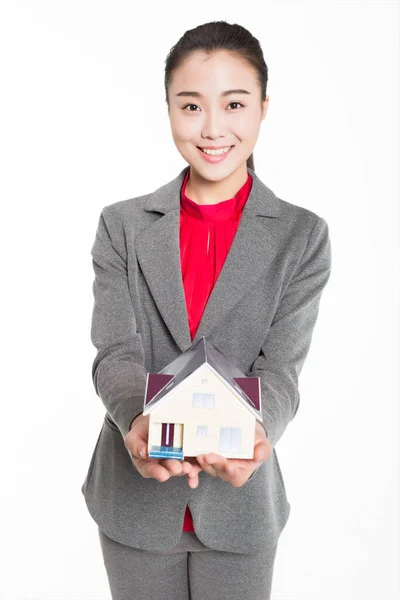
179, 167, 253, 531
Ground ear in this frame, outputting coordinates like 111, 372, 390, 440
261, 96, 269, 121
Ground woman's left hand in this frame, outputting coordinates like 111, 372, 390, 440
196, 422, 272, 487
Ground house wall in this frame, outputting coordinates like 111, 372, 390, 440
148, 365, 256, 459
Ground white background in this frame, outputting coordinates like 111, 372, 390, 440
0, 1, 398, 599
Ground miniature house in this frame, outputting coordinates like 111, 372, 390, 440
143, 336, 263, 460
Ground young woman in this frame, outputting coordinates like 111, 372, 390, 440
81, 20, 332, 600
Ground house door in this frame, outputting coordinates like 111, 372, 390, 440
148, 423, 184, 460
161, 423, 175, 447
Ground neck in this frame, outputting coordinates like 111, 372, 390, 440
185, 164, 249, 205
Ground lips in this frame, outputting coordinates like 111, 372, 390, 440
196, 145, 234, 163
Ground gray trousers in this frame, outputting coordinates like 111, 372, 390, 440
98, 526, 278, 600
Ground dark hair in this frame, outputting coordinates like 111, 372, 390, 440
164, 21, 269, 172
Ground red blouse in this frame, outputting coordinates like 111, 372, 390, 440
179, 166, 253, 531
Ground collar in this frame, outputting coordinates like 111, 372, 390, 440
180, 168, 253, 222
144, 166, 281, 218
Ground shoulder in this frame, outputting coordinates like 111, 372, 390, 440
102, 193, 152, 223
275, 194, 329, 230
251, 170, 329, 234
96, 192, 157, 244
261, 189, 331, 256
278, 197, 331, 262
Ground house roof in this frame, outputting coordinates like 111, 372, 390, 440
143, 336, 262, 421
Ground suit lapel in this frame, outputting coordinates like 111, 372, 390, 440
135, 166, 281, 354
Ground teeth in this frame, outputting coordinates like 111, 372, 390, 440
200, 146, 232, 156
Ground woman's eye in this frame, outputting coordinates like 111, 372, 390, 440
182, 102, 244, 112
227, 102, 244, 110
183, 104, 200, 112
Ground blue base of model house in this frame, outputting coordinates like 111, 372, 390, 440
148, 446, 184, 460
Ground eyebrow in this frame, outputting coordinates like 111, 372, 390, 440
175, 89, 251, 98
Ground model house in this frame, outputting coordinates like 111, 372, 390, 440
143, 336, 262, 460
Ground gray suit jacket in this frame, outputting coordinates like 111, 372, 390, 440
81, 165, 332, 555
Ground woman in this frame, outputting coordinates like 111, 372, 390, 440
81, 20, 332, 600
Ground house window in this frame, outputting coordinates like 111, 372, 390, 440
193, 392, 215, 408
219, 428, 241, 452
197, 426, 207, 438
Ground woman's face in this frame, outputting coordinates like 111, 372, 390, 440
168, 50, 269, 182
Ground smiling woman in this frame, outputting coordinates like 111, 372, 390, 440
165, 46, 269, 203
81, 19, 332, 600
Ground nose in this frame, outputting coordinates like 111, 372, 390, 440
201, 108, 227, 141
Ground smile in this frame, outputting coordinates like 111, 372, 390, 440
196, 145, 234, 163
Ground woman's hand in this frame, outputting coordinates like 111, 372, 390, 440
124, 414, 203, 488
196, 422, 272, 487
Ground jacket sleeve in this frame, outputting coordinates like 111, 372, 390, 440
90, 206, 148, 438
247, 216, 332, 448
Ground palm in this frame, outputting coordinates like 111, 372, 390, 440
196, 422, 271, 486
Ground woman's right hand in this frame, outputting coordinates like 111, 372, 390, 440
124, 414, 203, 489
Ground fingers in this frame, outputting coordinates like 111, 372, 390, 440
197, 453, 255, 487
187, 469, 200, 488
142, 459, 182, 480
159, 458, 185, 475
182, 461, 202, 489
254, 424, 272, 460
132, 457, 172, 482
197, 454, 222, 478
132, 455, 202, 484
254, 438, 271, 463
124, 426, 148, 463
